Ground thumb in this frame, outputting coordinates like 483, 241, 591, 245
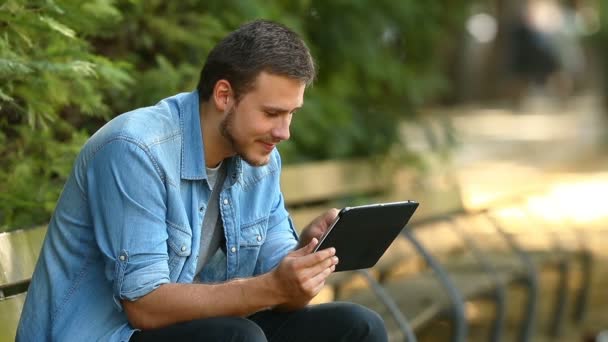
322, 208, 340, 226
291, 238, 318, 257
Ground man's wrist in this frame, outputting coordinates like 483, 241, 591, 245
256, 271, 287, 307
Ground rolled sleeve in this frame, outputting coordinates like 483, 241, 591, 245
86, 138, 171, 310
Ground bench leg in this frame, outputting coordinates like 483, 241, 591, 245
486, 214, 538, 342
572, 250, 592, 323
523, 209, 576, 339
568, 225, 593, 325
514, 275, 539, 342
402, 229, 468, 342
489, 286, 508, 342
358, 270, 418, 342
548, 258, 570, 338
450, 219, 507, 342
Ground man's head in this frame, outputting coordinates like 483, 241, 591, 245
197, 20, 315, 103
198, 20, 315, 167
217, 72, 304, 166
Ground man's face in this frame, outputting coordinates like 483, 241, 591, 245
220, 72, 305, 166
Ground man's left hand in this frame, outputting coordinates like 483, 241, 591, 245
297, 208, 339, 249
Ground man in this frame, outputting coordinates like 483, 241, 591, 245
17, 20, 387, 341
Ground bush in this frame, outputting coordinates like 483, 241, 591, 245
0, 0, 472, 230
0, 1, 131, 230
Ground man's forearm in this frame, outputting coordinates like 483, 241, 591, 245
123, 273, 283, 330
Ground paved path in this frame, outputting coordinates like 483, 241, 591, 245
450, 94, 607, 210
403, 94, 608, 341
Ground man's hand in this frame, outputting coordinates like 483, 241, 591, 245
271, 238, 338, 310
297, 208, 339, 249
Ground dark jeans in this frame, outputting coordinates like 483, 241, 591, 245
130, 301, 387, 342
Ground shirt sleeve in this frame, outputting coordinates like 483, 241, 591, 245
254, 152, 299, 275
85, 138, 170, 311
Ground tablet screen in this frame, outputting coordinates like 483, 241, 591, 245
313, 201, 418, 272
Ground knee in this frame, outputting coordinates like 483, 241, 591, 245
217, 318, 267, 342
337, 303, 388, 342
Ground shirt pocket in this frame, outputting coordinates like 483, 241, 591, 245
237, 217, 267, 277
239, 217, 267, 247
166, 222, 192, 280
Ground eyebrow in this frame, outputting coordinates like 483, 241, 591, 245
261, 105, 302, 114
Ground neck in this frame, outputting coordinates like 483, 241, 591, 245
200, 102, 235, 168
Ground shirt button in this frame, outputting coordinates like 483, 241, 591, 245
223, 199, 229, 205
230, 246, 236, 253
256, 235, 262, 242
119, 255, 125, 261
181, 246, 187, 252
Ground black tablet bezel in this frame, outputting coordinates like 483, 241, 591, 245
312, 201, 418, 272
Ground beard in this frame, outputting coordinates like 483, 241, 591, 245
219, 106, 270, 167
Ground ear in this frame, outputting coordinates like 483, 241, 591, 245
212, 79, 233, 112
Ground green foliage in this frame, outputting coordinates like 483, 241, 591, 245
0, 0, 472, 231
0, 0, 131, 126
0, 125, 88, 229
0, 0, 131, 230
282, 0, 470, 161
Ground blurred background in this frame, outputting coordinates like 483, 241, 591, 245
1, 0, 608, 340
1, 0, 607, 228
0, 0, 608, 230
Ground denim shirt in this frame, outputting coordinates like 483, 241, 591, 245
17, 91, 299, 342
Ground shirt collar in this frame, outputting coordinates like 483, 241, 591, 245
179, 90, 206, 180
179, 90, 242, 184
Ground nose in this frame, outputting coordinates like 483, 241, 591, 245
272, 115, 291, 142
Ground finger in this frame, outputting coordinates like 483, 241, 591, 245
299, 255, 338, 279
310, 281, 327, 297
318, 208, 339, 228
302, 270, 330, 297
290, 238, 318, 257
293, 247, 335, 268
305, 264, 335, 289
325, 208, 340, 223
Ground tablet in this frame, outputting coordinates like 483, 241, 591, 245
313, 201, 418, 272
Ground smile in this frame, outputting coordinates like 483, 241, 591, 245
259, 141, 275, 152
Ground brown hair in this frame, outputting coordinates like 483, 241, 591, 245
197, 19, 316, 102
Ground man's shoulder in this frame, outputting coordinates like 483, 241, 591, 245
74, 92, 198, 183
96, 94, 187, 147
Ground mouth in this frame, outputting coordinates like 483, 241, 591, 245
258, 141, 276, 152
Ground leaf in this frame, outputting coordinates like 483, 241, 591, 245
0, 58, 33, 76
0, 88, 14, 102
68, 60, 97, 77
39, 16, 76, 39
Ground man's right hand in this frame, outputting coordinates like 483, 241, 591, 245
271, 238, 338, 309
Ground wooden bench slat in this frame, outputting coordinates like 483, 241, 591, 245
0, 227, 46, 290
0, 293, 27, 341
281, 159, 389, 206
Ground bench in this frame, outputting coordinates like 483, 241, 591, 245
282, 151, 595, 341
0, 226, 46, 341
486, 201, 595, 340
281, 156, 509, 341
0, 160, 597, 341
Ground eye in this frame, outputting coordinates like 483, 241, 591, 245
264, 110, 279, 117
